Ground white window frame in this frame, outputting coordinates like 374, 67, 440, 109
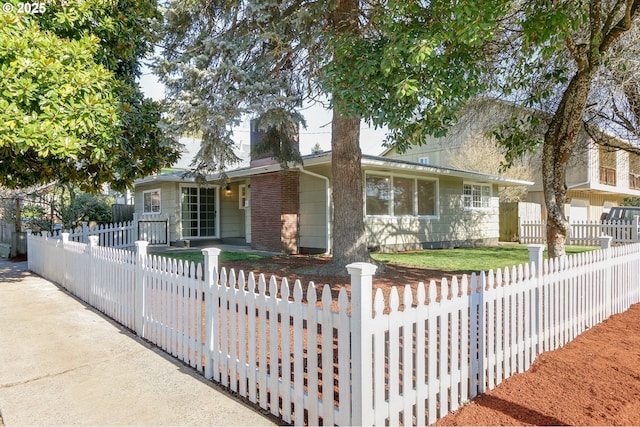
364, 172, 439, 218
142, 188, 161, 215
418, 156, 430, 165
239, 184, 248, 210
463, 182, 492, 210
179, 184, 220, 239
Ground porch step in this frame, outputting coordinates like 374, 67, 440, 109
221, 237, 249, 246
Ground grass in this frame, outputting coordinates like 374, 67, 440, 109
155, 244, 597, 276
371, 244, 596, 274
156, 250, 269, 265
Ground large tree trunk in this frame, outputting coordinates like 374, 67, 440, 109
324, 110, 373, 273
320, 0, 375, 274
543, 69, 593, 258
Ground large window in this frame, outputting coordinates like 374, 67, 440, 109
366, 174, 437, 217
143, 189, 161, 214
181, 186, 217, 238
463, 183, 491, 209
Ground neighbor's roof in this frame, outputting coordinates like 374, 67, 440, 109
134, 151, 532, 187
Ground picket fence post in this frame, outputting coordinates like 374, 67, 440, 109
599, 236, 613, 317
81, 221, 89, 243
87, 235, 99, 305
528, 244, 545, 356
133, 212, 139, 242
599, 235, 612, 250
201, 247, 221, 381
201, 247, 220, 279
60, 233, 69, 289
347, 262, 378, 427
527, 244, 545, 277
135, 240, 149, 337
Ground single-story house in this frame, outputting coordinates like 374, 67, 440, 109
134, 139, 530, 253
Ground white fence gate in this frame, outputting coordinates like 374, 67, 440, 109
64, 213, 169, 249
27, 233, 640, 426
520, 217, 640, 246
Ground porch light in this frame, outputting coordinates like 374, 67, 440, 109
225, 185, 231, 196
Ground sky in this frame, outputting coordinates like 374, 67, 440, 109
138, 68, 387, 159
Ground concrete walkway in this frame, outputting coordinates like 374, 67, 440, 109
0, 260, 279, 426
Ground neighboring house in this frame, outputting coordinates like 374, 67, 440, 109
134, 127, 529, 253
383, 98, 640, 223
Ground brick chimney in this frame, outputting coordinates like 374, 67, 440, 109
250, 171, 300, 254
249, 118, 301, 254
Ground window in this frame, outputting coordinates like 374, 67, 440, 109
239, 184, 248, 209
393, 177, 414, 215
366, 174, 437, 217
181, 186, 217, 238
599, 148, 617, 186
142, 189, 161, 214
366, 175, 391, 216
417, 180, 436, 215
418, 157, 430, 165
463, 183, 491, 209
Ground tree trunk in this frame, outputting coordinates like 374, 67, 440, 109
324, 109, 373, 274
319, 0, 375, 275
543, 69, 592, 258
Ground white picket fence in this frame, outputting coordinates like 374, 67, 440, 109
27, 233, 640, 426
520, 217, 640, 245
64, 213, 169, 249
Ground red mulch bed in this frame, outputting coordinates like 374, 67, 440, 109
435, 303, 640, 426
222, 254, 640, 426
222, 254, 457, 311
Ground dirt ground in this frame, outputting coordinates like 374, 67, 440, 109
222, 254, 457, 311
435, 303, 640, 426
223, 254, 640, 426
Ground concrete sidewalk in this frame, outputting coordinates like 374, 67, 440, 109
0, 260, 279, 426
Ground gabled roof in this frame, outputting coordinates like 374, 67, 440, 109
134, 151, 532, 187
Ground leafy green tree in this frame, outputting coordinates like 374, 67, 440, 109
159, 0, 372, 271
58, 190, 115, 228
324, 0, 640, 258
0, 0, 179, 192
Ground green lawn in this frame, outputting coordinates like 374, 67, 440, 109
155, 250, 268, 265
155, 245, 597, 276
371, 244, 596, 274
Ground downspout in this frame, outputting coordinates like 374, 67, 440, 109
297, 166, 331, 255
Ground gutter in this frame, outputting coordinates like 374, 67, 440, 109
297, 166, 331, 255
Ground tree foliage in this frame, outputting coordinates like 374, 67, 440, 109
158, 0, 332, 175
0, 0, 179, 191
159, 0, 374, 269
324, 0, 640, 257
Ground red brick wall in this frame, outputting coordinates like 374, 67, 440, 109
250, 171, 299, 253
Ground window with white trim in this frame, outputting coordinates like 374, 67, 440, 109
365, 174, 437, 217
239, 184, 248, 209
463, 183, 491, 209
181, 186, 217, 238
142, 189, 161, 214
